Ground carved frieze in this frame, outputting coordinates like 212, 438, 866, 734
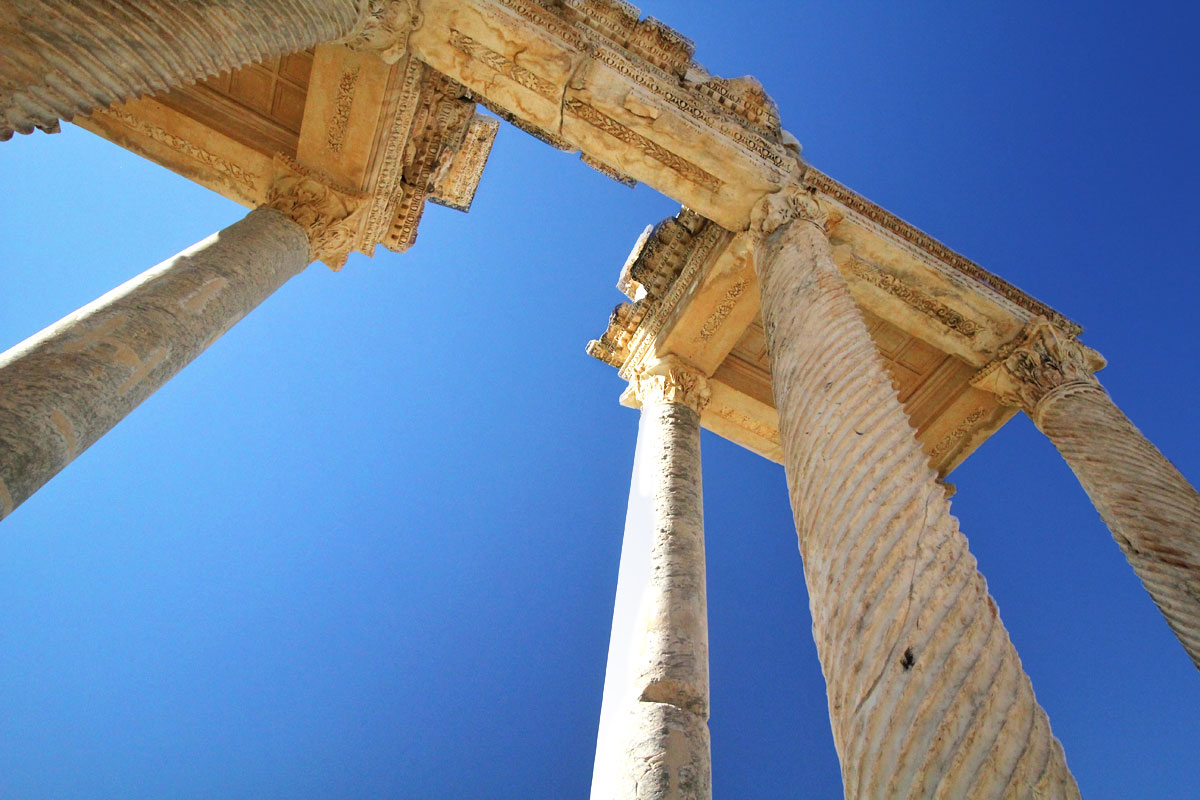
848, 259, 982, 339
431, 114, 500, 212
266, 156, 366, 270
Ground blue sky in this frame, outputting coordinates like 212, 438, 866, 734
1, 1, 1198, 797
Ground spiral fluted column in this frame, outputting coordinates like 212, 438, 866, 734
0, 0, 367, 140
989, 322, 1200, 669
592, 357, 711, 800
751, 186, 1078, 798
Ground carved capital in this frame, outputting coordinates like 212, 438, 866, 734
265, 157, 366, 270
623, 356, 711, 413
344, 0, 423, 63
749, 182, 827, 237
974, 320, 1106, 417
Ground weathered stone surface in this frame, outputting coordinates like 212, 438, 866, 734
593, 361, 709, 800
0, 207, 310, 520
987, 322, 1200, 670
753, 198, 1079, 798
0, 0, 363, 140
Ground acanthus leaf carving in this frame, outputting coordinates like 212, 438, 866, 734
266, 156, 366, 271
626, 356, 711, 413
344, 0, 423, 64
980, 320, 1105, 417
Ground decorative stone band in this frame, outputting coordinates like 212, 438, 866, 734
752, 199, 1079, 797
264, 156, 367, 271
0, 0, 364, 141
621, 356, 711, 414
976, 321, 1200, 669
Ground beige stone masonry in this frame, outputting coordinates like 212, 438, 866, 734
0, 207, 311, 520
751, 189, 1079, 797
978, 321, 1200, 669
0, 0, 365, 140
593, 357, 710, 800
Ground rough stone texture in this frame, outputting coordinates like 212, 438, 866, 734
0, 0, 362, 140
1035, 382, 1200, 669
592, 387, 709, 800
0, 206, 310, 519
755, 208, 1079, 798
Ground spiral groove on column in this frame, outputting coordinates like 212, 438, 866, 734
0, 0, 362, 140
1036, 384, 1200, 669
756, 214, 1079, 798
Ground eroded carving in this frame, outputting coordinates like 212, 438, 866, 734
565, 100, 721, 191
326, 67, 360, 153
266, 156, 365, 270
848, 260, 982, 339
698, 278, 748, 342
975, 320, 1105, 416
345, 0, 423, 63
628, 356, 711, 413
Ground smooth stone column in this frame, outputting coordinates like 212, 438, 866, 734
751, 186, 1079, 798
592, 357, 710, 800
0, 206, 310, 520
992, 322, 1200, 669
0, 0, 418, 140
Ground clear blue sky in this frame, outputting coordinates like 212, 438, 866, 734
1, 1, 1198, 797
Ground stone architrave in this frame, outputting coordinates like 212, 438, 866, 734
750, 185, 1080, 798
592, 356, 711, 800
983, 321, 1200, 669
0, 0, 425, 141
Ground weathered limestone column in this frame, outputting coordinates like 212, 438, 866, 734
0, 0, 420, 140
591, 356, 711, 800
980, 321, 1200, 669
0, 163, 362, 520
751, 186, 1079, 798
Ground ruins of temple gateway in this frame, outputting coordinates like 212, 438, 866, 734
2, 2, 1198, 797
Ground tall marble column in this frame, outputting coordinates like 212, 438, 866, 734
0, 165, 361, 520
750, 186, 1079, 798
982, 321, 1200, 669
0, 0, 420, 140
591, 357, 711, 800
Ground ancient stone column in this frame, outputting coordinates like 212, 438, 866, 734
0, 0, 420, 140
982, 321, 1200, 669
591, 357, 711, 800
751, 186, 1079, 798
0, 163, 361, 520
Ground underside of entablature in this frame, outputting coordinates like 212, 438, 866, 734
588, 188, 1079, 478
72, 43, 499, 259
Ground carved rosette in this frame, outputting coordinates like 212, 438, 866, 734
624, 356, 711, 413
988, 320, 1105, 420
265, 157, 366, 271
343, 0, 423, 63
749, 181, 828, 238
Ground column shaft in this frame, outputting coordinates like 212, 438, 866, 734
0, 0, 362, 140
755, 204, 1078, 798
0, 206, 310, 520
1036, 383, 1200, 668
592, 394, 709, 800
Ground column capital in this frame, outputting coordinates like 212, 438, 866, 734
748, 181, 828, 238
973, 319, 1106, 421
621, 356, 711, 413
342, 0, 423, 63
265, 156, 366, 270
